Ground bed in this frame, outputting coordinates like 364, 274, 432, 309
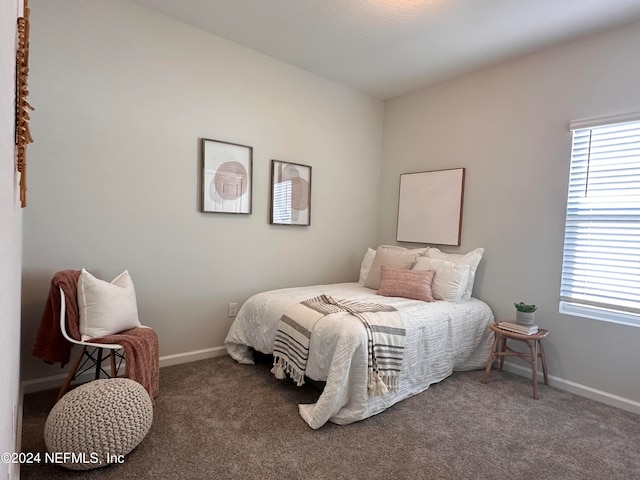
225, 246, 494, 429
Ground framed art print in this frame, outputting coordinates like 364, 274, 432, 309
396, 168, 465, 245
269, 160, 311, 226
201, 138, 253, 214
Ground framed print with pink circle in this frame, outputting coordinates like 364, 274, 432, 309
269, 160, 312, 226
202, 138, 253, 214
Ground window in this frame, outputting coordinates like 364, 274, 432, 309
560, 114, 640, 327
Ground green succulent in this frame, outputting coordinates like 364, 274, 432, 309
514, 302, 537, 313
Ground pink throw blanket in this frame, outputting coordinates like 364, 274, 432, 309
32, 270, 159, 400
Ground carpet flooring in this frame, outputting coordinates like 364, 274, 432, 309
20, 355, 640, 479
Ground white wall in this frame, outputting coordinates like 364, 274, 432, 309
22, 0, 383, 381
1, 0, 23, 477
380, 21, 640, 406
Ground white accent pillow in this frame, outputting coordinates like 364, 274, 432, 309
425, 247, 484, 300
358, 248, 376, 284
358, 245, 429, 284
378, 244, 429, 255
363, 248, 419, 290
412, 257, 470, 302
77, 269, 141, 340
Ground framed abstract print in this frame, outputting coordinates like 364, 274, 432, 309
269, 160, 311, 226
202, 138, 253, 214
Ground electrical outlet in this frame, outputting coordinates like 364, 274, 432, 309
228, 303, 238, 317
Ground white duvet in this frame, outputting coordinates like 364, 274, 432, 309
224, 282, 494, 429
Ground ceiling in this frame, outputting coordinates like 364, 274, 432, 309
129, 0, 640, 100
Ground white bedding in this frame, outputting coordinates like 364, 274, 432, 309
224, 282, 494, 429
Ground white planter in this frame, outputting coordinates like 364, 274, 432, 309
516, 311, 535, 326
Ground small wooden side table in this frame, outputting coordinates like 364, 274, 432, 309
481, 323, 550, 399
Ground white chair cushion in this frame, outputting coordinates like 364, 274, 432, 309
77, 269, 141, 340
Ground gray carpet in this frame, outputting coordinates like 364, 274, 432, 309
20, 355, 640, 479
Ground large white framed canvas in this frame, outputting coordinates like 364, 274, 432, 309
396, 168, 465, 246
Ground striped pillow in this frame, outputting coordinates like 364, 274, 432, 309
376, 266, 435, 302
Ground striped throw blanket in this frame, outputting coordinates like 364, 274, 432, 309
271, 295, 405, 395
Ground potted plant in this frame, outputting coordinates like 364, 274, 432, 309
514, 302, 537, 326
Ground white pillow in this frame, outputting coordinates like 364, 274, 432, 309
425, 247, 484, 300
77, 268, 141, 340
363, 248, 418, 290
412, 257, 470, 302
358, 248, 376, 284
378, 244, 429, 255
358, 245, 428, 284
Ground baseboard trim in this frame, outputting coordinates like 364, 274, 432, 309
501, 361, 640, 415
14, 384, 23, 480
21, 346, 227, 394
158, 346, 227, 368
22, 350, 640, 416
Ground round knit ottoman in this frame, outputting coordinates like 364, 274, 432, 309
44, 378, 153, 470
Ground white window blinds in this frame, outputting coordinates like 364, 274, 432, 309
560, 117, 640, 325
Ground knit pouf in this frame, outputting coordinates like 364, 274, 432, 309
44, 378, 153, 470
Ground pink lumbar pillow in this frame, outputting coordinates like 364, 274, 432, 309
376, 265, 436, 302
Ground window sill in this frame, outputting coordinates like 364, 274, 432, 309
559, 301, 640, 328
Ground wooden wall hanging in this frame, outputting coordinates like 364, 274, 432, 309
16, 0, 33, 208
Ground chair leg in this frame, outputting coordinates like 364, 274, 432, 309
529, 341, 539, 400
110, 351, 117, 378
55, 348, 85, 403
94, 348, 104, 380
481, 335, 500, 384
538, 339, 548, 385
498, 336, 507, 371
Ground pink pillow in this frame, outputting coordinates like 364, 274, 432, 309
376, 266, 435, 302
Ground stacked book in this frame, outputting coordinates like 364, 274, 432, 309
497, 321, 538, 335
